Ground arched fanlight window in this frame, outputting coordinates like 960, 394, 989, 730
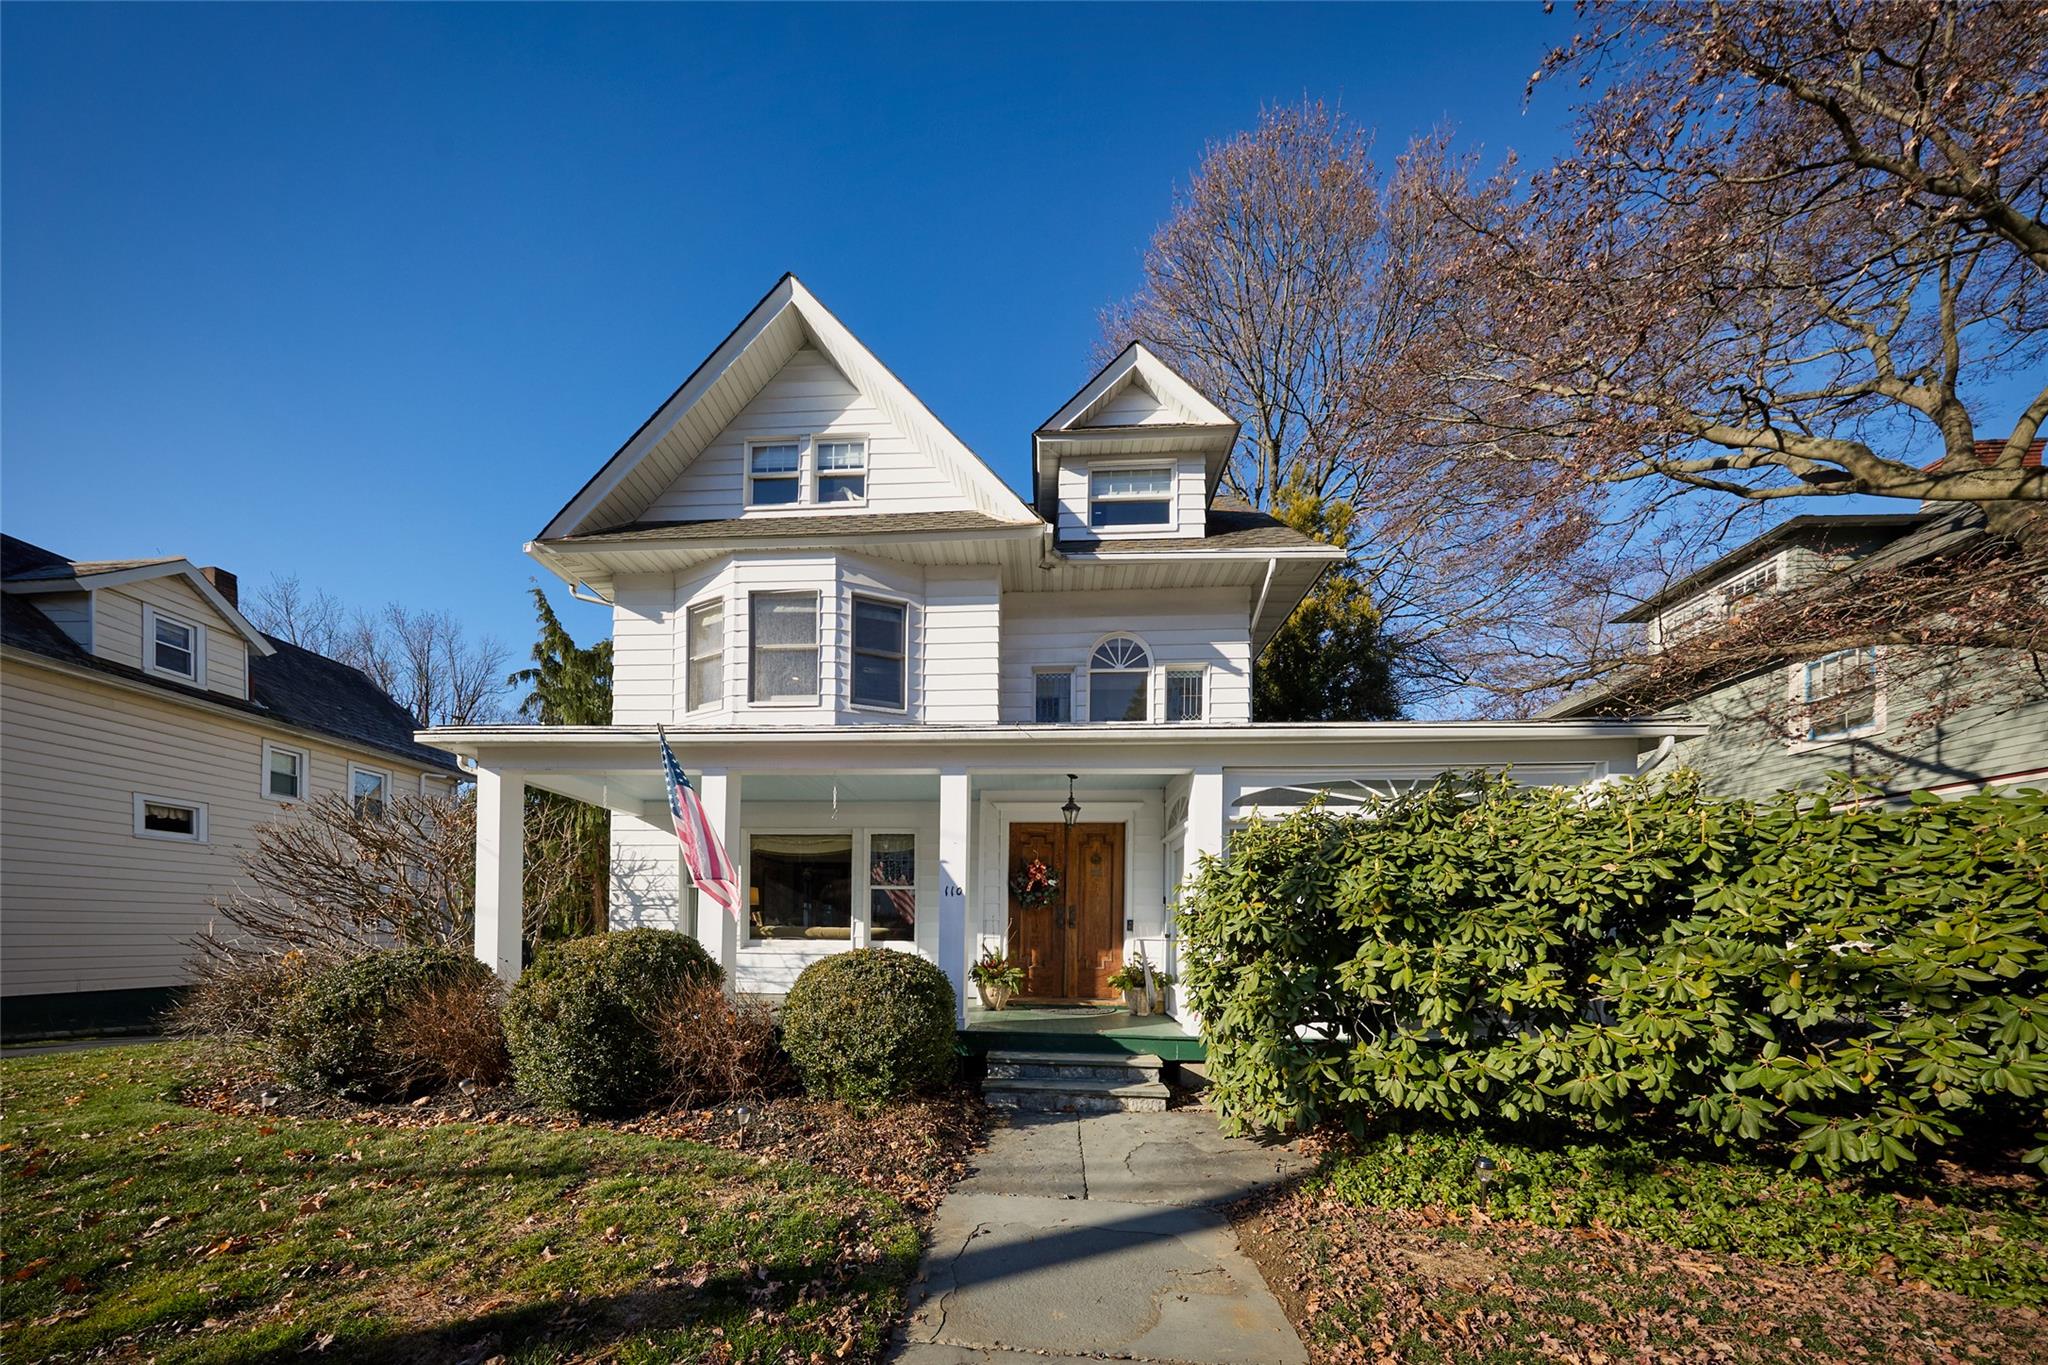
1089, 636, 1151, 722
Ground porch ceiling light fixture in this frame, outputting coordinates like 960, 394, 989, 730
1062, 774, 1082, 830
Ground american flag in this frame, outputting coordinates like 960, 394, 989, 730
659, 728, 738, 919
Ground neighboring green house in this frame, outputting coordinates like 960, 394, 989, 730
1546, 499, 2048, 800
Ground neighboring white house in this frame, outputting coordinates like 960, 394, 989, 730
0, 537, 465, 1037
422, 275, 1702, 1026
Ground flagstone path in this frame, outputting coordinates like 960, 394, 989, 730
891, 1107, 1311, 1365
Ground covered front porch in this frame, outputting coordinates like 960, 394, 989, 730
960, 1002, 1205, 1062
422, 721, 1694, 1035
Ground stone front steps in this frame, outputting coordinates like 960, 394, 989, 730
982, 1049, 1170, 1113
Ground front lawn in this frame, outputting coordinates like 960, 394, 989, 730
0, 1043, 924, 1363
1239, 1128, 2048, 1364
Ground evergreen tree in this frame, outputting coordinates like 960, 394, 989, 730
509, 587, 613, 939
1253, 487, 1401, 722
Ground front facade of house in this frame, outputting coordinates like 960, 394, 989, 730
424, 276, 1701, 1024
1547, 511, 2048, 800
0, 537, 465, 1036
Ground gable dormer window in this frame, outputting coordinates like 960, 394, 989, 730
1089, 467, 1173, 529
142, 605, 204, 684
817, 440, 868, 504
747, 442, 803, 507
1089, 636, 1151, 722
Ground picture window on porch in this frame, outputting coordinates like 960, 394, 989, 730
1034, 670, 1072, 723
849, 595, 907, 710
746, 441, 803, 507
867, 833, 916, 942
686, 599, 724, 711
750, 592, 819, 702
1088, 636, 1150, 722
817, 440, 867, 504
1166, 667, 1204, 722
1089, 467, 1172, 528
749, 834, 853, 941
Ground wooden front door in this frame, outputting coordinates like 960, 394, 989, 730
1007, 821, 1124, 1003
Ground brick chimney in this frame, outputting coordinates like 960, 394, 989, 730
201, 566, 239, 609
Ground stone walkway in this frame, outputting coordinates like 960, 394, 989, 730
892, 1108, 1311, 1365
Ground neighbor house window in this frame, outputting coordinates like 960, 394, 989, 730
850, 595, 907, 710
867, 833, 916, 943
750, 592, 819, 702
1166, 667, 1205, 722
748, 833, 853, 942
1802, 648, 1880, 741
133, 793, 206, 843
1722, 560, 1780, 606
1034, 670, 1072, 723
686, 599, 725, 711
262, 742, 308, 801
746, 441, 802, 506
144, 606, 202, 683
1089, 636, 1150, 722
1089, 467, 1173, 528
350, 764, 389, 817
817, 440, 867, 503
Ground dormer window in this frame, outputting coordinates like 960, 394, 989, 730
817, 441, 868, 504
747, 442, 803, 507
142, 605, 204, 684
1089, 636, 1150, 721
1089, 467, 1172, 529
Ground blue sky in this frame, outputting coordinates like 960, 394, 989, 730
3, 2, 1580, 674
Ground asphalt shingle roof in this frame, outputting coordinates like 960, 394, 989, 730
1, 534, 461, 774
1063, 503, 1332, 554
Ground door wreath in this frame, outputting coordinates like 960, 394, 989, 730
1009, 856, 1061, 909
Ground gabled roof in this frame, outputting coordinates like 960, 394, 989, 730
1032, 342, 1240, 516
1, 534, 275, 655
539, 275, 1038, 541
0, 537, 460, 774
1613, 514, 1932, 624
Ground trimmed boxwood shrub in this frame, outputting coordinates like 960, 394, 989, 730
502, 928, 721, 1114
277, 947, 492, 1098
1179, 771, 2048, 1173
782, 949, 956, 1101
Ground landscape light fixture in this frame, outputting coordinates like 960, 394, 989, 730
258, 1090, 278, 1112
1475, 1155, 1498, 1207
1062, 774, 1082, 830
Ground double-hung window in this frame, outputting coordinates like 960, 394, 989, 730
1166, 667, 1205, 722
1034, 670, 1072, 723
686, 599, 725, 711
263, 742, 308, 801
850, 595, 907, 710
750, 592, 820, 702
867, 833, 916, 942
144, 606, 202, 683
746, 442, 802, 507
1089, 467, 1173, 529
1802, 647, 1879, 741
817, 440, 867, 503
1089, 636, 1151, 722
350, 764, 389, 817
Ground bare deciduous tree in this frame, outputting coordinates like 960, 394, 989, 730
246, 577, 509, 726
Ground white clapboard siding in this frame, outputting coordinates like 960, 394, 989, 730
611, 572, 679, 724
1055, 453, 1208, 542
641, 348, 975, 522
998, 587, 1252, 723
93, 577, 251, 701
923, 568, 1001, 724
1083, 379, 1181, 427
609, 808, 684, 931
0, 661, 452, 997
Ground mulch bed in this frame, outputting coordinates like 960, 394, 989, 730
183, 1063, 986, 1218
1232, 1179, 2048, 1365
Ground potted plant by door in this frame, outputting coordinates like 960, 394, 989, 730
1107, 962, 1150, 1015
1148, 969, 1176, 1016
971, 948, 1025, 1012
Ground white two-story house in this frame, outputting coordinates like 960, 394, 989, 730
424, 276, 1699, 1026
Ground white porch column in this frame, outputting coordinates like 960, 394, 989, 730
475, 766, 525, 983
1177, 764, 1226, 1034
938, 766, 970, 1028
695, 769, 740, 990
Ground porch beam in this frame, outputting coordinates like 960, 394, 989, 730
475, 766, 525, 983
938, 766, 970, 1028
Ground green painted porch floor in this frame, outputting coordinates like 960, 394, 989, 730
959, 1004, 1204, 1061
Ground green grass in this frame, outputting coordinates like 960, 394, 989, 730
0, 1043, 923, 1363
1322, 1125, 2047, 1305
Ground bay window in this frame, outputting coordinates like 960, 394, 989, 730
850, 595, 907, 710
750, 592, 819, 702
686, 599, 724, 711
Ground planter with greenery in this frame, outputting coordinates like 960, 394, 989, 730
1106, 962, 1151, 1015
970, 947, 1025, 1011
